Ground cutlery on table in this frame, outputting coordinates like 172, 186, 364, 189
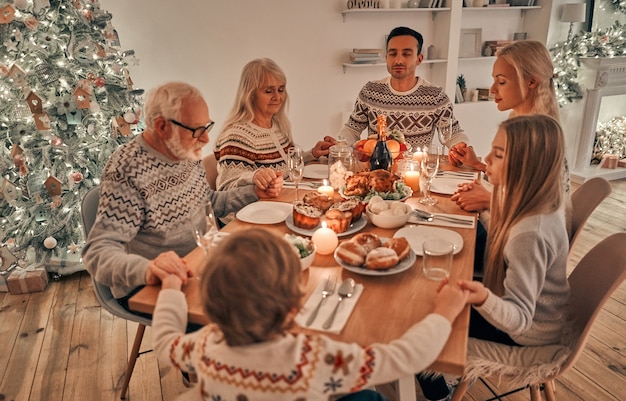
285, 181, 323, 188
323, 278, 355, 330
305, 275, 337, 326
436, 171, 476, 179
413, 209, 474, 226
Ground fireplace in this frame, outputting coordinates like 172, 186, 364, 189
570, 56, 626, 184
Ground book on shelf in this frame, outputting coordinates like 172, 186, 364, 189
352, 48, 384, 55
510, 0, 536, 6
487, 3, 511, 7
349, 53, 382, 62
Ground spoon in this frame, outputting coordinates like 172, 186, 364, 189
413, 209, 473, 225
322, 278, 355, 329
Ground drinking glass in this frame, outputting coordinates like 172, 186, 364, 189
288, 145, 305, 202
192, 199, 219, 254
422, 238, 454, 281
419, 144, 440, 206
435, 125, 449, 165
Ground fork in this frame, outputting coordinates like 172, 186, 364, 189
306, 275, 336, 326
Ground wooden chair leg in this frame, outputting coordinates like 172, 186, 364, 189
544, 380, 556, 401
120, 324, 146, 400
450, 379, 469, 401
529, 383, 542, 401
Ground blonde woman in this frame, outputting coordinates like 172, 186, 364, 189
461, 115, 569, 346
450, 40, 570, 212
214, 58, 334, 191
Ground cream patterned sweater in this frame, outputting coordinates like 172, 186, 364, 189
338, 76, 469, 149
82, 135, 258, 298
154, 289, 453, 401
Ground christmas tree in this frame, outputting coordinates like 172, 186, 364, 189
0, 0, 143, 273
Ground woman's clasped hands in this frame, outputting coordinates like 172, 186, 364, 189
450, 179, 491, 212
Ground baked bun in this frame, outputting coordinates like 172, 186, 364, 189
384, 237, 410, 260
331, 198, 364, 221
365, 247, 399, 270
303, 192, 334, 212
352, 233, 382, 253
322, 208, 352, 234
292, 202, 322, 230
336, 241, 367, 266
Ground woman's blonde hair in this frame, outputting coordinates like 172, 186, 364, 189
496, 41, 559, 122
220, 58, 292, 140
484, 115, 564, 295
200, 228, 303, 346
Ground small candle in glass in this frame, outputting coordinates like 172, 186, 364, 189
403, 166, 420, 194
412, 148, 425, 164
317, 179, 335, 199
311, 222, 338, 255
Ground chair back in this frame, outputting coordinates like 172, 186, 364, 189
570, 177, 611, 246
203, 153, 218, 190
557, 233, 626, 375
80, 185, 152, 327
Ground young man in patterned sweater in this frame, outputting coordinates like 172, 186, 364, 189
338, 26, 469, 166
82, 82, 283, 308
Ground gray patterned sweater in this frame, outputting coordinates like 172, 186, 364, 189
338, 76, 469, 149
82, 135, 258, 298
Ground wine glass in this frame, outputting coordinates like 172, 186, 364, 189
192, 199, 219, 254
288, 145, 305, 202
434, 125, 449, 165
419, 144, 441, 206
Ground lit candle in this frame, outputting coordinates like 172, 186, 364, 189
413, 148, 425, 163
317, 179, 335, 199
403, 170, 420, 194
311, 222, 338, 255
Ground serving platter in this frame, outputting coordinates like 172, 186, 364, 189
334, 238, 416, 276
285, 214, 367, 238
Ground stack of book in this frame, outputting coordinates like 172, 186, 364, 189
484, 40, 515, 56
349, 48, 384, 64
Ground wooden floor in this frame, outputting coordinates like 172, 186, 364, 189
1, 179, 625, 401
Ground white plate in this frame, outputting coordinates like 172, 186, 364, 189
334, 238, 417, 276
303, 164, 329, 179
235, 202, 293, 224
394, 226, 464, 256
430, 177, 472, 195
285, 215, 367, 238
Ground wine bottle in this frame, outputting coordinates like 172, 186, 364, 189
369, 115, 392, 172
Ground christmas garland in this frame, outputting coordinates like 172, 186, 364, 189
610, 0, 626, 15
551, 21, 626, 105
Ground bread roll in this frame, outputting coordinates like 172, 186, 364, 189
365, 247, 399, 270
336, 241, 367, 266
384, 237, 411, 260
352, 233, 382, 253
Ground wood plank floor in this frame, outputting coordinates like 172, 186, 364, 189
1, 179, 624, 401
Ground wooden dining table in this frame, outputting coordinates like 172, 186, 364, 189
129, 175, 477, 401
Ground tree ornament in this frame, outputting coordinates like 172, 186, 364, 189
43, 237, 57, 249
14, 0, 29, 10
71, 172, 83, 183
123, 111, 136, 123
94, 76, 105, 87
50, 135, 63, 146
0, 5, 16, 24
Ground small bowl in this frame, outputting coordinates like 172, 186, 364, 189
366, 200, 412, 229
300, 246, 317, 270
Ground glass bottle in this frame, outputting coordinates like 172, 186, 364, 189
369, 115, 392, 172
328, 137, 354, 190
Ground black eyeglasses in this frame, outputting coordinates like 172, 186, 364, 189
169, 119, 215, 139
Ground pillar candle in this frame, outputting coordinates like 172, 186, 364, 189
311, 222, 338, 255
403, 170, 420, 193
317, 179, 335, 198
412, 149, 425, 163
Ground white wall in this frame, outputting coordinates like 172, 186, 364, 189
101, 0, 579, 159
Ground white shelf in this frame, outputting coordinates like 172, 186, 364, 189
462, 5, 541, 12
341, 7, 450, 21
459, 56, 496, 62
342, 59, 447, 73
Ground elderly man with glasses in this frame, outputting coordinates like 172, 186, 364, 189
82, 82, 283, 310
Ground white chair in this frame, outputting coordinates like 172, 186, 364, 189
451, 232, 626, 401
81, 185, 152, 400
202, 153, 218, 190
569, 177, 611, 247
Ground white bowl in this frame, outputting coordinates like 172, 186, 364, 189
300, 245, 316, 270
366, 200, 412, 229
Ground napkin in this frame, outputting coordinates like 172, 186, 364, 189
409, 209, 476, 229
295, 280, 364, 334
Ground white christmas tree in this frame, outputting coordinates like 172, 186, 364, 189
0, 0, 142, 272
